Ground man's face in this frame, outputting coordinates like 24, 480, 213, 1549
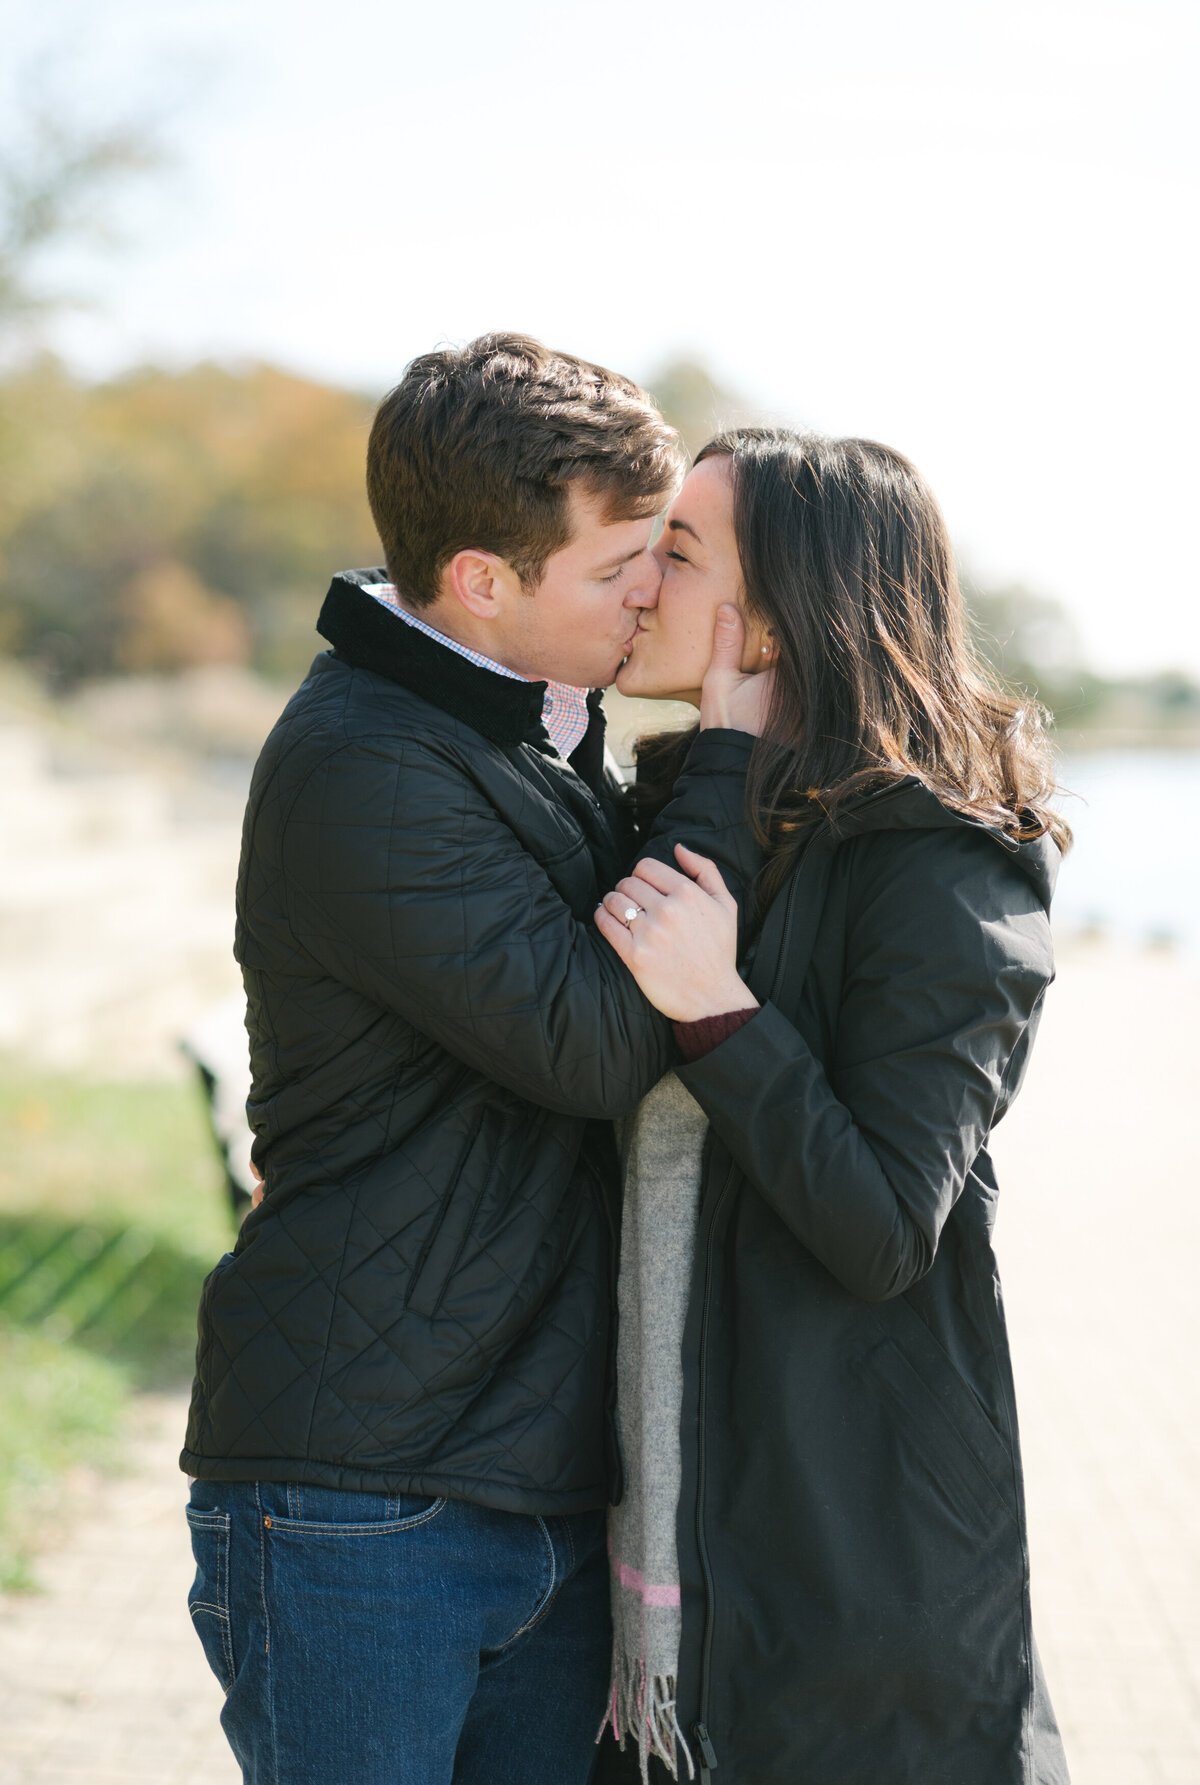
492, 486, 663, 689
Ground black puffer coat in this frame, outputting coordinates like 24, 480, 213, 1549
181, 572, 759, 1513
602, 780, 1070, 1785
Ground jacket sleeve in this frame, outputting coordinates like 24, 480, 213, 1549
676, 829, 1053, 1301
635, 728, 763, 934
274, 734, 743, 1121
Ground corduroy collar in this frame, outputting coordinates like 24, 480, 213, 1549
316, 569, 553, 748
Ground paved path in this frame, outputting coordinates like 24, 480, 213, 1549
0, 710, 245, 1081
990, 945, 1200, 1784
0, 946, 1195, 1783
0, 1394, 235, 1785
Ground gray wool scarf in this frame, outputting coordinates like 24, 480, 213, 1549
604, 1070, 710, 1782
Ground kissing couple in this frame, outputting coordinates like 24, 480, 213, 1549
183, 334, 1071, 1785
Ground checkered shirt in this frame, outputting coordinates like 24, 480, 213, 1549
365, 585, 592, 760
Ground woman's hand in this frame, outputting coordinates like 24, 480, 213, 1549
699, 603, 775, 735
595, 844, 760, 1022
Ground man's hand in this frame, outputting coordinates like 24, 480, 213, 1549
595, 845, 760, 1022
699, 603, 775, 735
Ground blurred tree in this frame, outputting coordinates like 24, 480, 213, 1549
0, 50, 172, 668
116, 561, 250, 675
0, 359, 380, 684
964, 579, 1084, 684
0, 109, 160, 335
1142, 669, 1200, 719
0, 313, 1194, 733
962, 577, 1105, 719
962, 575, 1200, 735
645, 356, 760, 459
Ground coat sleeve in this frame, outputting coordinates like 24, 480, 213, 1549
635, 728, 763, 933
273, 734, 749, 1121
676, 829, 1054, 1301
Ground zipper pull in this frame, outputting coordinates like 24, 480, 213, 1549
693, 1722, 719, 1774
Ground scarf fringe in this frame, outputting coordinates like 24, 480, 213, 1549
602, 1655, 695, 1783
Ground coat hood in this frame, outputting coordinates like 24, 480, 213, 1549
825, 776, 1060, 910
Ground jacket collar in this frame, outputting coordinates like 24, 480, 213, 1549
317, 569, 551, 748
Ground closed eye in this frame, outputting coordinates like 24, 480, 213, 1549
666, 550, 689, 564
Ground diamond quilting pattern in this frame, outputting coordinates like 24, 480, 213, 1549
182, 642, 759, 1507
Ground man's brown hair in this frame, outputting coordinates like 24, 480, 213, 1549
366, 333, 682, 607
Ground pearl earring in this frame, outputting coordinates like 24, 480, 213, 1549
761, 645, 769, 655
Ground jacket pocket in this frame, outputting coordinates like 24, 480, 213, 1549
405, 1119, 495, 1319
185, 1506, 235, 1693
855, 1313, 1017, 1537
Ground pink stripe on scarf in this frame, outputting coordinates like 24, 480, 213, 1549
610, 1553, 682, 1609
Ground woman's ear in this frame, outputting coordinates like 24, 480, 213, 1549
742, 617, 778, 672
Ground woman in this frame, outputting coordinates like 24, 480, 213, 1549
592, 431, 1072, 1785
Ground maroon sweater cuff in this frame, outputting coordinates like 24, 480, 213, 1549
673, 1007, 760, 1063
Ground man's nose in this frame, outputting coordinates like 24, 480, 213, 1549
623, 550, 662, 610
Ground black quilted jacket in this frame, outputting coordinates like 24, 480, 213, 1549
181, 571, 759, 1512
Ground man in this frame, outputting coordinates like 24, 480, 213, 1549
182, 334, 762, 1785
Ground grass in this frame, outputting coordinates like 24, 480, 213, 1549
0, 1073, 236, 1259
0, 1322, 127, 1589
0, 1067, 237, 1588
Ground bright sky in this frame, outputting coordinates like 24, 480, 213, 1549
7, 0, 1199, 675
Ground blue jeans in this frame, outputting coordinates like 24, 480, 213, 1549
186, 1479, 611, 1785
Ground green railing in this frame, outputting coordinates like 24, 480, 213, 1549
0, 1215, 213, 1382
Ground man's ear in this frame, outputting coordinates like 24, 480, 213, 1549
443, 549, 498, 619
443, 548, 521, 620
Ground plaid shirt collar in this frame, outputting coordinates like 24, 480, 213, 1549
365, 585, 591, 761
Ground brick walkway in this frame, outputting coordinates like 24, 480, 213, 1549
0, 945, 1195, 1784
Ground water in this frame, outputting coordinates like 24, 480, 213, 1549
1052, 750, 1200, 956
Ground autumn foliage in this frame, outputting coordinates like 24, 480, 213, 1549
0, 356, 383, 684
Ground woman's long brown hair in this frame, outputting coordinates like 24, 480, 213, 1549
636, 428, 1070, 904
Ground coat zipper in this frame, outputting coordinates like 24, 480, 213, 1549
692, 1164, 736, 1780
687, 830, 837, 1778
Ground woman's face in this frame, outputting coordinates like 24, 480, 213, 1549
615, 455, 771, 704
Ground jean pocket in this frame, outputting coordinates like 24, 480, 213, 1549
264, 1484, 447, 1537
185, 1506, 235, 1693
